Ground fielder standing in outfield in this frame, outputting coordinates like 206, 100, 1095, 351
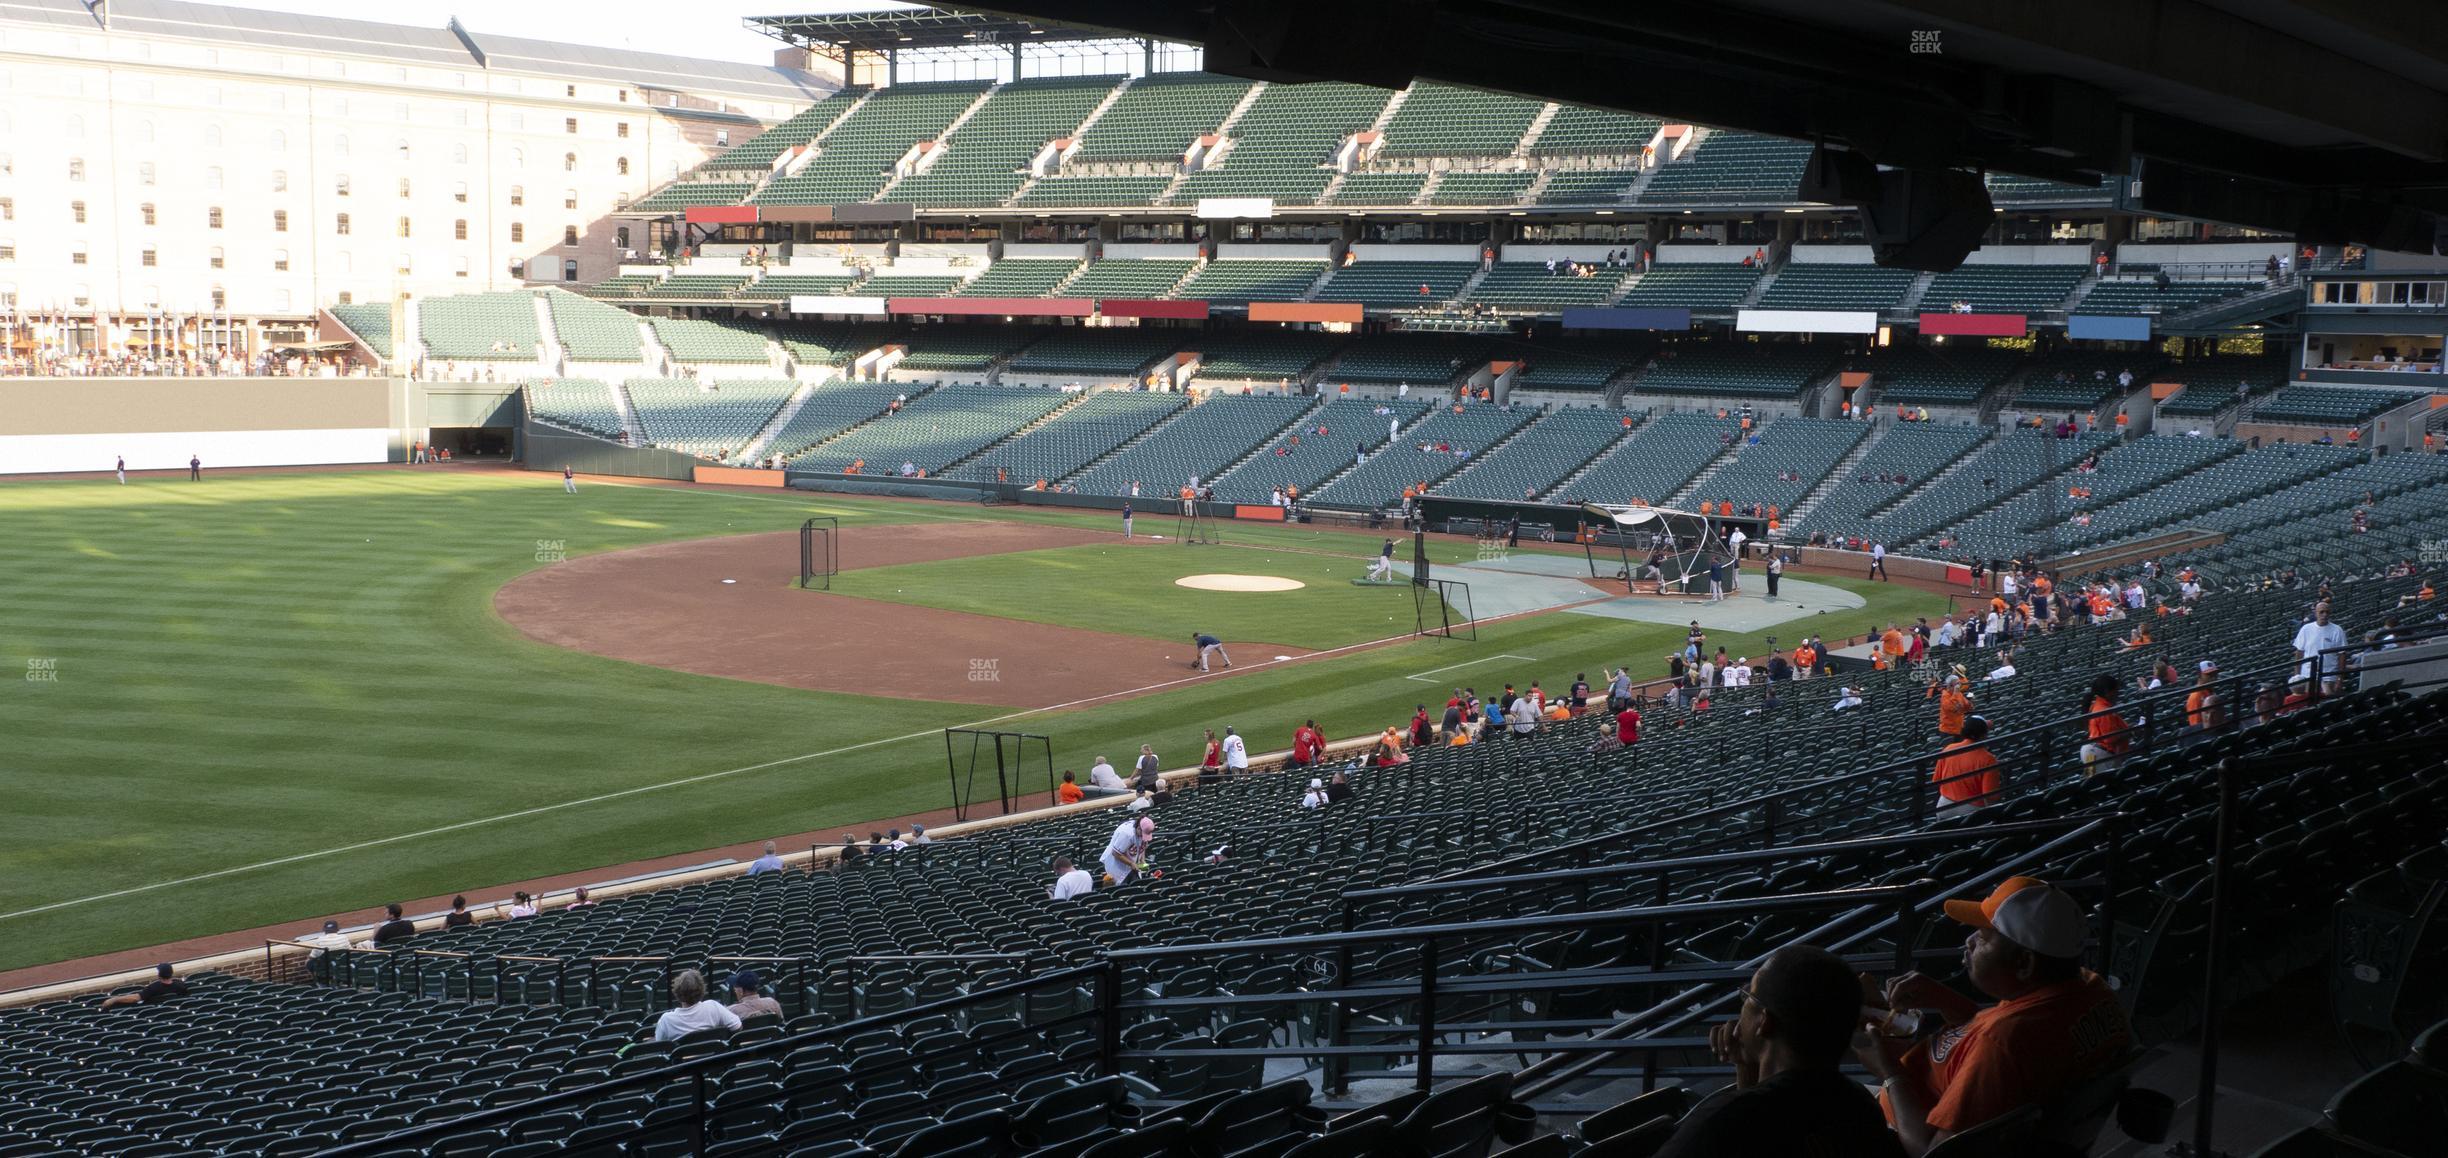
1191, 632, 1232, 672
1122, 501, 1133, 538
115, 456, 126, 485
188, 454, 202, 482
1367, 537, 1396, 582
562, 464, 577, 494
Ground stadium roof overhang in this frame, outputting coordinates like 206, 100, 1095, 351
750, 8, 1158, 55
963, 0, 2448, 256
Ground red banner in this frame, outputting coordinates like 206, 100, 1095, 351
1233, 504, 1287, 521
1917, 312, 2028, 337
682, 206, 758, 225
1099, 299, 1210, 319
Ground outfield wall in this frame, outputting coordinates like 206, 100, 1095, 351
0, 377, 405, 475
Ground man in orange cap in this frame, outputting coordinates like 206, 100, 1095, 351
1856, 877, 2133, 1155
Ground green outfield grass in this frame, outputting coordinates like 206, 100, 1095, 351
0, 470, 1948, 973
831, 542, 1443, 647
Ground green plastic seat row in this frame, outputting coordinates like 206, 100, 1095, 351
753, 81, 993, 206
1754, 264, 1917, 311
1613, 264, 1759, 308
622, 377, 798, 459
1172, 260, 1327, 305
419, 292, 543, 361
1070, 393, 1314, 494
1313, 261, 1477, 309
1437, 407, 1635, 501
1376, 82, 1545, 158
648, 317, 769, 364
1920, 265, 2087, 312
543, 290, 644, 361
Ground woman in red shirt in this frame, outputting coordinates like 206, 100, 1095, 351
1199, 729, 1224, 782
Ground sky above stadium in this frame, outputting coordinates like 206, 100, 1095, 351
230, 0, 918, 66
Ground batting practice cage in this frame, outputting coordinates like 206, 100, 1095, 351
799, 517, 838, 590
942, 728, 1054, 822
1579, 504, 1729, 595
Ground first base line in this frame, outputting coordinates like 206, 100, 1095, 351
1403, 654, 1539, 681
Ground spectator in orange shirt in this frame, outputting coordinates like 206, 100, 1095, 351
1056, 770, 1085, 805
1934, 674, 1974, 739
1793, 641, 1818, 678
2184, 660, 2226, 734
1931, 716, 1999, 812
2080, 675, 2131, 777
1881, 624, 1909, 664
1858, 876, 2134, 1156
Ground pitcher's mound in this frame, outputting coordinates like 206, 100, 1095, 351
1177, 574, 1306, 592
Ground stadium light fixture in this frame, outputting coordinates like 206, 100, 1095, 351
1594, 210, 1613, 215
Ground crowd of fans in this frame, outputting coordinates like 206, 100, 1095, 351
0, 347, 367, 377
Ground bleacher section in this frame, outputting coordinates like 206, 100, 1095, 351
1613, 263, 1760, 308
953, 259, 1083, 298
1530, 107, 1662, 156
628, 180, 758, 213
755, 80, 991, 206
1640, 131, 1811, 203
1919, 263, 2087, 313
853, 274, 972, 299
581, 273, 663, 300
2157, 359, 2284, 417
1428, 171, 1539, 206
758, 379, 910, 460
1562, 411, 1737, 504
1005, 330, 1184, 378
699, 88, 867, 173
1437, 406, 1632, 500
1465, 262, 1635, 311
792, 385, 1069, 473
1311, 401, 1537, 507
1753, 263, 1917, 311
1171, 260, 1327, 305
2055, 441, 2362, 551
1377, 83, 1544, 157
883, 76, 1119, 207
327, 302, 393, 358
1692, 418, 1870, 513
1328, 336, 1488, 386
1312, 260, 1477, 310
1327, 171, 1430, 206
639, 274, 752, 301
623, 377, 798, 460
1866, 429, 2116, 547
778, 324, 890, 369
2250, 386, 2411, 425
1537, 168, 1641, 204
736, 273, 865, 302
1069, 393, 1311, 495
1794, 422, 1989, 544
647, 317, 770, 365
1068, 72, 1252, 163
2078, 278, 2265, 315
1211, 397, 1430, 501
961, 390, 1186, 484
1169, 82, 1394, 206
1938, 435, 2240, 558
892, 327, 1039, 374
1515, 342, 1644, 393
1187, 333, 1339, 383
417, 292, 542, 361
523, 378, 627, 439
1060, 259, 1196, 300
1864, 345, 2023, 406
543, 290, 644, 362
1985, 172, 2117, 204
1012, 174, 1173, 208
1632, 344, 1836, 399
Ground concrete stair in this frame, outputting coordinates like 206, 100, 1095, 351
1513, 103, 1562, 156
739, 380, 820, 463
873, 83, 1001, 201
1664, 444, 1743, 508
1780, 423, 1886, 525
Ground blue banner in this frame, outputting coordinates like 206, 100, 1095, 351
2068, 314, 2152, 341
1561, 307, 1692, 331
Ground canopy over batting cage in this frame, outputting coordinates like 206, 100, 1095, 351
943, 728, 1053, 822
799, 517, 838, 590
1579, 503, 1734, 596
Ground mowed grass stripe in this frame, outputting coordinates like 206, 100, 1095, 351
0, 470, 1946, 970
